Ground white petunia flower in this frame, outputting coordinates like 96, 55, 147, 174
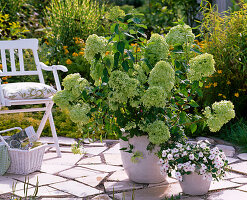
189, 154, 195, 160
199, 152, 204, 157
176, 143, 183, 148
167, 154, 173, 160
209, 154, 215, 160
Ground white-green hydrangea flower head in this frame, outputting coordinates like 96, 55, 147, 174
53, 90, 72, 110
148, 61, 175, 92
145, 33, 169, 66
141, 86, 167, 108
187, 53, 215, 82
69, 103, 91, 125
84, 34, 107, 63
105, 6, 125, 21
108, 70, 140, 110
132, 64, 147, 84
147, 120, 170, 145
165, 24, 195, 46
62, 73, 81, 91
203, 100, 235, 132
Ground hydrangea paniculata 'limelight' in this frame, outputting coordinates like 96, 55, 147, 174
148, 61, 175, 92
105, 6, 125, 21
141, 86, 167, 108
90, 60, 104, 86
84, 34, 107, 63
71, 77, 89, 97
144, 34, 169, 66
165, 24, 195, 46
188, 53, 215, 81
69, 103, 90, 125
147, 120, 170, 145
132, 64, 147, 84
53, 90, 73, 110
108, 70, 140, 110
62, 73, 81, 91
203, 100, 235, 132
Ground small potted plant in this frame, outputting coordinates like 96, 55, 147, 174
159, 141, 229, 195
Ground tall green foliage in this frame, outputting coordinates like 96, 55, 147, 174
199, 1, 247, 118
47, 0, 106, 45
136, 0, 201, 36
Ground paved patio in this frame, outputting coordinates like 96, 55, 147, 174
1, 137, 247, 200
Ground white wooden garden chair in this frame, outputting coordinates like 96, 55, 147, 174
0, 39, 68, 157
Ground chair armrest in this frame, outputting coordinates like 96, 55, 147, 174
39, 62, 68, 91
40, 62, 68, 72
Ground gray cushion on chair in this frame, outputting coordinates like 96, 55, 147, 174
2, 82, 56, 100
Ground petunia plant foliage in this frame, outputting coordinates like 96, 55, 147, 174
53, 13, 235, 153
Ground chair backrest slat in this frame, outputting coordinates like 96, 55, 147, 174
18, 49, 25, 72
0, 39, 44, 82
9, 49, 16, 72
0, 49, 7, 73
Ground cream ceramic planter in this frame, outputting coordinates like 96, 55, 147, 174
179, 172, 212, 195
119, 135, 166, 184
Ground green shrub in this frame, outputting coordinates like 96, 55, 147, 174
0, 107, 81, 139
136, 0, 201, 36
47, 0, 106, 45
219, 118, 247, 152
200, 1, 247, 118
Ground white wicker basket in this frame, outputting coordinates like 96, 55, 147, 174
6, 143, 47, 175
0, 133, 47, 175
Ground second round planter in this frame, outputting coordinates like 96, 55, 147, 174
179, 172, 212, 195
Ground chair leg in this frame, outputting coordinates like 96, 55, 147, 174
48, 112, 61, 157
36, 102, 61, 157
36, 102, 53, 138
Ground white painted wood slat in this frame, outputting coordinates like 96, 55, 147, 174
18, 49, 25, 72
9, 49, 16, 72
1, 49, 7, 73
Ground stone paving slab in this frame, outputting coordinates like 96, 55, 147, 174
58, 167, 102, 179
14, 186, 70, 198
43, 152, 83, 166
104, 181, 144, 192
107, 170, 129, 182
230, 161, 247, 175
112, 183, 182, 200
103, 143, 121, 154
40, 164, 72, 175
230, 177, 247, 184
75, 173, 109, 187
207, 189, 247, 200
38, 137, 77, 146
50, 180, 103, 198
223, 172, 244, 180
92, 194, 112, 200
237, 184, 247, 192
148, 177, 178, 187
104, 153, 123, 166
209, 180, 241, 191
14, 172, 67, 186
81, 164, 123, 173
226, 157, 239, 164
0, 178, 30, 194
82, 147, 108, 156
49, 146, 73, 153
216, 144, 235, 157
237, 153, 247, 161
77, 156, 102, 165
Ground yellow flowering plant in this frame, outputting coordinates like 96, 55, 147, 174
53, 16, 235, 153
